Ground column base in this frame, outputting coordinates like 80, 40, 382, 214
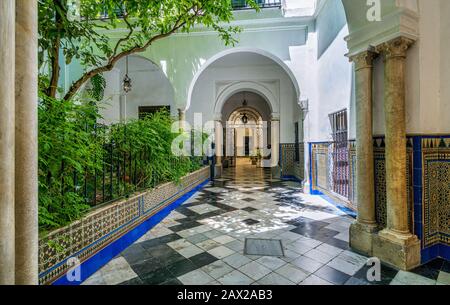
373, 229, 421, 271
214, 164, 223, 178
349, 222, 378, 257
303, 182, 311, 194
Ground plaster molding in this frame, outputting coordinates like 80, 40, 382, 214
271, 113, 281, 121
214, 80, 280, 115
187, 47, 300, 111
344, 7, 419, 57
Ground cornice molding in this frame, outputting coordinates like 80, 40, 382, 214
344, 7, 419, 57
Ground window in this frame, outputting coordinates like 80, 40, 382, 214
138, 106, 170, 120
329, 109, 348, 144
328, 109, 349, 198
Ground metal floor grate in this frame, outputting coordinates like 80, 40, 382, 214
244, 238, 284, 257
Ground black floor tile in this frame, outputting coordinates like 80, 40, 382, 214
314, 265, 350, 285
242, 207, 258, 212
243, 219, 260, 226
166, 259, 198, 277
121, 244, 153, 265
410, 264, 441, 280
130, 257, 164, 277
119, 277, 144, 285
138, 233, 181, 249
189, 252, 218, 268
145, 244, 178, 259
290, 227, 339, 240
169, 221, 202, 232
441, 261, 450, 273
322, 238, 350, 250
344, 277, 372, 285
159, 252, 187, 267
140, 267, 174, 285
160, 278, 183, 285
353, 263, 398, 285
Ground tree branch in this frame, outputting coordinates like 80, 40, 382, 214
63, 8, 200, 101
47, 0, 65, 98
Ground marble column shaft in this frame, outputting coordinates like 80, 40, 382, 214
379, 37, 414, 235
270, 118, 280, 167
352, 51, 377, 227
15, 0, 39, 285
214, 120, 223, 162
0, 0, 16, 285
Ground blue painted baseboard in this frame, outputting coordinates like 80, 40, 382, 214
52, 179, 210, 285
281, 175, 303, 183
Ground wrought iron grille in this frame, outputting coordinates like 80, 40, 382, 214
329, 109, 350, 198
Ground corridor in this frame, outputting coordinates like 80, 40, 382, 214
83, 163, 449, 286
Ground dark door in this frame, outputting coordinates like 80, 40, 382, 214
244, 136, 250, 156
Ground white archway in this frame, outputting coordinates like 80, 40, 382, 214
185, 47, 301, 111
214, 81, 278, 117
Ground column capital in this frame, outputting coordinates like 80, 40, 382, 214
376, 36, 415, 60
271, 113, 280, 121
213, 113, 222, 122
350, 50, 377, 71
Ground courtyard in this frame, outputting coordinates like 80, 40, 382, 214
84, 162, 449, 285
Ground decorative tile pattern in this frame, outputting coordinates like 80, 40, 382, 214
280, 143, 304, 180
422, 138, 450, 248
39, 167, 210, 285
373, 137, 414, 231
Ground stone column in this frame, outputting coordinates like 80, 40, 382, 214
373, 37, 420, 270
214, 114, 223, 177
349, 50, 378, 256
270, 114, 280, 178
15, 0, 39, 285
0, 0, 16, 285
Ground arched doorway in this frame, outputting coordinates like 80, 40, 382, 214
220, 91, 273, 169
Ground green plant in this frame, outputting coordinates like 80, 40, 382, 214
38, 0, 259, 100
38, 92, 104, 231
38, 107, 204, 232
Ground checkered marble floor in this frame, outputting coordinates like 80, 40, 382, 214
83, 162, 450, 286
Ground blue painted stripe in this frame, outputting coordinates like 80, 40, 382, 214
318, 194, 357, 219
281, 175, 303, 183
51, 179, 210, 286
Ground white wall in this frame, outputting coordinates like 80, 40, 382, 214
188, 61, 299, 144
372, 0, 450, 135
298, 0, 352, 143
99, 56, 176, 124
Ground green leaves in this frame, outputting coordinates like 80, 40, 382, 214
38, 106, 203, 232
39, 0, 259, 99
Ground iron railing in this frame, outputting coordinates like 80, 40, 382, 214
62, 124, 205, 208
232, 0, 282, 10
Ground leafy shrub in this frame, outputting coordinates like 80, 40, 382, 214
39, 100, 204, 232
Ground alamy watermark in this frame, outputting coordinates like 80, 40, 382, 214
66, 256, 81, 283
367, 0, 382, 22
366, 257, 382, 282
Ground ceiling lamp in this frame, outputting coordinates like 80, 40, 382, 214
241, 113, 248, 124
123, 56, 132, 93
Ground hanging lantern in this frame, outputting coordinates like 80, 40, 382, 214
241, 113, 248, 124
123, 56, 132, 93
